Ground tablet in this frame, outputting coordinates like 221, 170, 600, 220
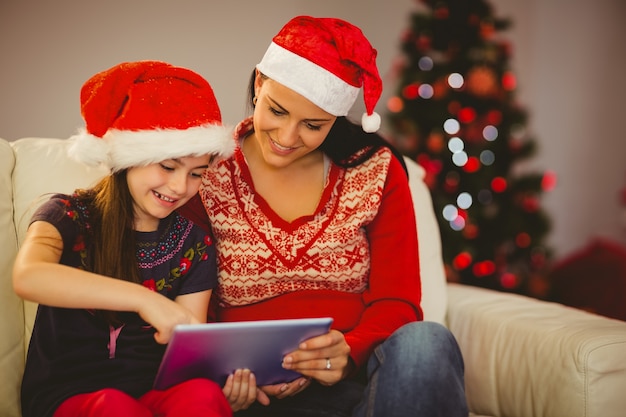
153, 317, 333, 390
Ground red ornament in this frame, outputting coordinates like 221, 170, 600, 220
444, 173, 460, 193
466, 66, 499, 97
387, 96, 404, 113
541, 171, 557, 191
434, 6, 449, 19
432, 78, 449, 99
480, 21, 495, 39
500, 272, 519, 289
531, 250, 547, 269
463, 156, 481, 173
458, 107, 477, 123
416, 35, 431, 51
403, 84, 420, 100
447, 100, 462, 115
453, 252, 473, 270
491, 177, 507, 193
426, 132, 445, 153
521, 195, 540, 212
416, 153, 443, 189
486, 110, 503, 125
515, 232, 531, 248
502, 71, 517, 91
473, 260, 496, 277
463, 223, 479, 239
456, 208, 468, 220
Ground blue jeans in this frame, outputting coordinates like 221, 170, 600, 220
235, 321, 468, 417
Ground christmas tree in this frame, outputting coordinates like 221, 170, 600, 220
386, 0, 556, 296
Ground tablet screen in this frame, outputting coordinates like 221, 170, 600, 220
154, 317, 333, 389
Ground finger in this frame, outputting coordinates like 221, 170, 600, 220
287, 377, 311, 397
256, 388, 271, 406
285, 353, 348, 373
243, 372, 258, 408
298, 331, 335, 350
259, 382, 286, 397
274, 378, 308, 399
225, 369, 248, 407
286, 332, 350, 367
222, 374, 234, 398
153, 330, 169, 345
237, 369, 251, 395
283, 348, 333, 368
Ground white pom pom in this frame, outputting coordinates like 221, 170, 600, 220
361, 111, 381, 133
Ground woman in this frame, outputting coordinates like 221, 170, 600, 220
13, 61, 235, 417
181, 16, 468, 417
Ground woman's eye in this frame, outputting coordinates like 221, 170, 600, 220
159, 163, 174, 171
306, 123, 322, 131
269, 106, 284, 116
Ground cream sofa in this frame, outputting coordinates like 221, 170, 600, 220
2, 136, 626, 417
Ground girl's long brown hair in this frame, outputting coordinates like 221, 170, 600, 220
75, 170, 141, 325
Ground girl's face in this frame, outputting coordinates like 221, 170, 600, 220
252, 72, 336, 168
126, 155, 211, 231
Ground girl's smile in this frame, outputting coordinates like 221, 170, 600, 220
127, 155, 210, 231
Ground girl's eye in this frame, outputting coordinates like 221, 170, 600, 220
190, 171, 204, 179
159, 163, 174, 171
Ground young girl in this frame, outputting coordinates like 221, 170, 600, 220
180, 16, 468, 416
13, 61, 235, 417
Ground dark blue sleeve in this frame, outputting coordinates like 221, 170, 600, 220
29, 194, 86, 264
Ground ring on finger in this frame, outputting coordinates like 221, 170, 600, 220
325, 357, 331, 370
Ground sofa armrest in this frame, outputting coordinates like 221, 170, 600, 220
447, 283, 626, 417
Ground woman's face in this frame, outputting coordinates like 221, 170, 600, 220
252, 72, 336, 168
126, 155, 211, 231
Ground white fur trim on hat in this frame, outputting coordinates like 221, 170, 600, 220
68, 124, 235, 172
257, 42, 360, 116
68, 130, 111, 167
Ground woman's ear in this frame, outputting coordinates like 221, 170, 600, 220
254, 68, 264, 96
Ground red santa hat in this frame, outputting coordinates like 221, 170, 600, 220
68, 61, 234, 172
256, 15, 383, 133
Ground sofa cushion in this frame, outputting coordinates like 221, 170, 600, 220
404, 156, 448, 324
447, 283, 626, 417
0, 138, 23, 417
11, 138, 108, 347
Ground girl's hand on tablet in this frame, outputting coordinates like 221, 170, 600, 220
223, 369, 269, 410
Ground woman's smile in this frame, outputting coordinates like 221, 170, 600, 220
269, 137, 299, 154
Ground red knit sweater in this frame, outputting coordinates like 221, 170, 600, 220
179, 122, 423, 368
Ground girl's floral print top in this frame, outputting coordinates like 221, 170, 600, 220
20, 193, 217, 417
57, 193, 215, 297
